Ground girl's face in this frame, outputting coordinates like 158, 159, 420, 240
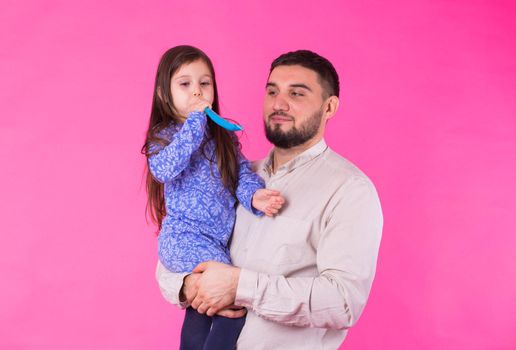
170, 59, 214, 120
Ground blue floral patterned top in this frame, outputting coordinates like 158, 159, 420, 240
148, 111, 265, 273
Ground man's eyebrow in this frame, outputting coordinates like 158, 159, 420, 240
290, 84, 312, 92
265, 82, 312, 92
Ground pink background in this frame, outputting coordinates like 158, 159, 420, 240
1, 1, 515, 349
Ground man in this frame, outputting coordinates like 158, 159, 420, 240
156, 50, 383, 349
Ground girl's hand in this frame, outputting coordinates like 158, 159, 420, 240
187, 95, 212, 116
252, 189, 285, 217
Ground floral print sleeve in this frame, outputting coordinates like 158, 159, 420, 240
150, 112, 266, 273
236, 150, 265, 216
148, 111, 207, 183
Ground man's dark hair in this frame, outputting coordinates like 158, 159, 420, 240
270, 50, 340, 98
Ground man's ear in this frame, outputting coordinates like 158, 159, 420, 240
323, 96, 340, 121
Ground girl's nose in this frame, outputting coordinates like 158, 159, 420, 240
193, 84, 202, 97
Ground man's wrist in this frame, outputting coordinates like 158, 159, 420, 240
179, 274, 190, 302
155, 261, 189, 309
234, 268, 259, 308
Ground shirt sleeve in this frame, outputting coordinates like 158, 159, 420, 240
235, 150, 265, 216
155, 261, 189, 309
147, 111, 207, 183
234, 177, 383, 329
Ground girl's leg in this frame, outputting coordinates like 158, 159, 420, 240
202, 314, 246, 350
180, 307, 212, 350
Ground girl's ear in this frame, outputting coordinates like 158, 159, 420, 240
157, 87, 163, 101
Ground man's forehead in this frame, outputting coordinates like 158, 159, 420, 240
267, 65, 319, 87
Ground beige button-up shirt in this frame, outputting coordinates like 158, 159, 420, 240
156, 139, 383, 349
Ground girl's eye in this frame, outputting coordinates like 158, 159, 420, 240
179, 82, 190, 87
200, 81, 211, 86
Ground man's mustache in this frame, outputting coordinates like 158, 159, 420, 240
268, 111, 294, 120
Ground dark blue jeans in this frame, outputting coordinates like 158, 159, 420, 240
180, 307, 246, 350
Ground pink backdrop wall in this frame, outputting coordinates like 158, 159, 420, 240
1, 1, 515, 349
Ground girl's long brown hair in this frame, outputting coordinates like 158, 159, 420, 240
141, 46, 240, 231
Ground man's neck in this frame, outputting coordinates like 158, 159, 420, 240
271, 136, 322, 173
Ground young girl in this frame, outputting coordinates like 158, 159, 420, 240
142, 46, 284, 349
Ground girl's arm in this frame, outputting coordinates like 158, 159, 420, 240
147, 111, 207, 183
252, 189, 285, 217
234, 151, 266, 216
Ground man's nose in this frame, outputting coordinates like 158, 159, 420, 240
272, 94, 289, 111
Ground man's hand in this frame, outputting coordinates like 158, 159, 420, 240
252, 189, 285, 217
190, 261, 241, 317
180, 273, 202, 304
217, 306, 247, 318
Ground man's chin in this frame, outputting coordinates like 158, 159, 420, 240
268, 124, 293, 134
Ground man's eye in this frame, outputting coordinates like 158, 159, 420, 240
291, 91, 304, 97
267, 90, 277, 96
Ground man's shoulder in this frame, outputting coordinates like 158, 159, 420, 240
251, 157, 268, 173
321, 149, 381, 214
249, 146, 377, 190
322, 147, 374, 185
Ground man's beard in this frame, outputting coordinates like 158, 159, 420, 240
264, 109, 323, 149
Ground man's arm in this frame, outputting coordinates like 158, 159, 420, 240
188, 177, 383, 329
155, 261, 190, 308
157, 261, 246, 318
237, 178, 382, 329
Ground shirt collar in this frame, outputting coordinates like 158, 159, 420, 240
263, 139, 328, 177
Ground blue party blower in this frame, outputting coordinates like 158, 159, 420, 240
204, 107, 244, 132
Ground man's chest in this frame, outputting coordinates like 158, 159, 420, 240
230, 175, 333, 276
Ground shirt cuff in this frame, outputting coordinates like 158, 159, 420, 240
246, 189, 265, 217
155, 261, 189, 309
250, 203, 265, 217
235, 268, 259, 308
